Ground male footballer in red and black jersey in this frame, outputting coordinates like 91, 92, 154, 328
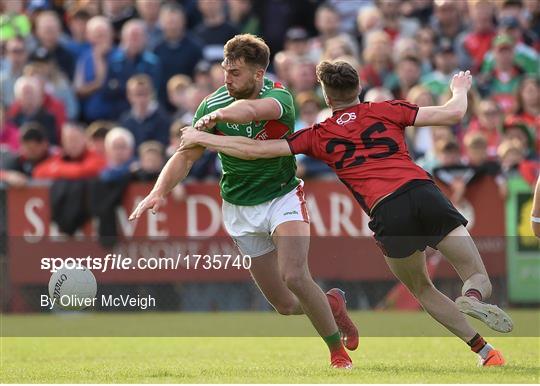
181, 61, 513, 367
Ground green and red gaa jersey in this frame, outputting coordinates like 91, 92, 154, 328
193, 78, 299, 206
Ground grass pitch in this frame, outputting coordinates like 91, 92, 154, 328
1, 311, 539, 383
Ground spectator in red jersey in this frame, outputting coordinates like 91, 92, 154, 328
463, 0, 497, 73
181, 64, 513, 366
8, 75, 62, 146
467, 99, 503, 157
33, 122, 106, 180
1, 123, 53, 186
0, 103, 19, 153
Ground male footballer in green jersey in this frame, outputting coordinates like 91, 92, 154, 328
130, 34, 357, 369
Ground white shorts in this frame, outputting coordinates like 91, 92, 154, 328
222, 181, 310, 257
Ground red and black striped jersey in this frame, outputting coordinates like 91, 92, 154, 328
287, 100, 432, 214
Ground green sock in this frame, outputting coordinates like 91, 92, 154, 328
323, 331, 342, 351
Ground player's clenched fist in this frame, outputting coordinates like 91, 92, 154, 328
450, 70, 472, 93
179, 126, 202, 149
194, 110, 224, 131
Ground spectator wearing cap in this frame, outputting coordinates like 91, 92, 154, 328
32, 11, 76, 80
154, 3, 203, 104
100, 127, 136, 182
0, 36, 29, 106
421, 38, 459, 98
430, 0, 470, 69
502, 118, 536, 158
33, 121, 106, 180
462, 131, 507, 198
228, 0, 260, 36
106, 19, 161, 115
74, 16, 116, 122
135, 0, 164, 51
481, 15, 539, 76
8, 76, 61, 145
193, 60, 213, 90
479, 34, 526, 113
499, 0, 540, 50
63, 8, 92, 61
1, 123, 53, 186
118, 74, 171, 147
283, 27, 311, 59
194, 0, 239, 62
24, 50, 79, 120
462, 0, 497, 73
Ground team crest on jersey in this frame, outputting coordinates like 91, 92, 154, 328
336, 112, 356, 125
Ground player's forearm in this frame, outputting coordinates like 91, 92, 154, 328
151, 150, 198, 196
195, 132, 260, 159
443, 89, 468, 122
217, 101, 258, 124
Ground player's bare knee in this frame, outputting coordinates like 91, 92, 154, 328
283, 271, 309, 293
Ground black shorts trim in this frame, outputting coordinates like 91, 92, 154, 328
368, 181, 468, 258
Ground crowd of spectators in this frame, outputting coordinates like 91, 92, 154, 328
1, 0, 539, 211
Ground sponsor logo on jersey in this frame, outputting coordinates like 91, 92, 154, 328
336, 112, 356, 125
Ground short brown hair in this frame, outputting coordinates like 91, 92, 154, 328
316, 60, 359, 102
224, 34, 270, 69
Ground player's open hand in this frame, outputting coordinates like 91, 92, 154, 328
179, 126, 202, 149
128, 191, 167, 221
450, 70, 472, 93
194, 110, 223, 131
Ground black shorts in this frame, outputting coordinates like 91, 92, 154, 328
368, 180, 468, 258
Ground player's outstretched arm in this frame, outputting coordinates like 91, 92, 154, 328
181, 126, 291, 160
195, 98, 281, 131
414, 70, 472, 127
128, 146, 204, 220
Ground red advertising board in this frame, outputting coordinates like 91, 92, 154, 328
7, 177, 506, 286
